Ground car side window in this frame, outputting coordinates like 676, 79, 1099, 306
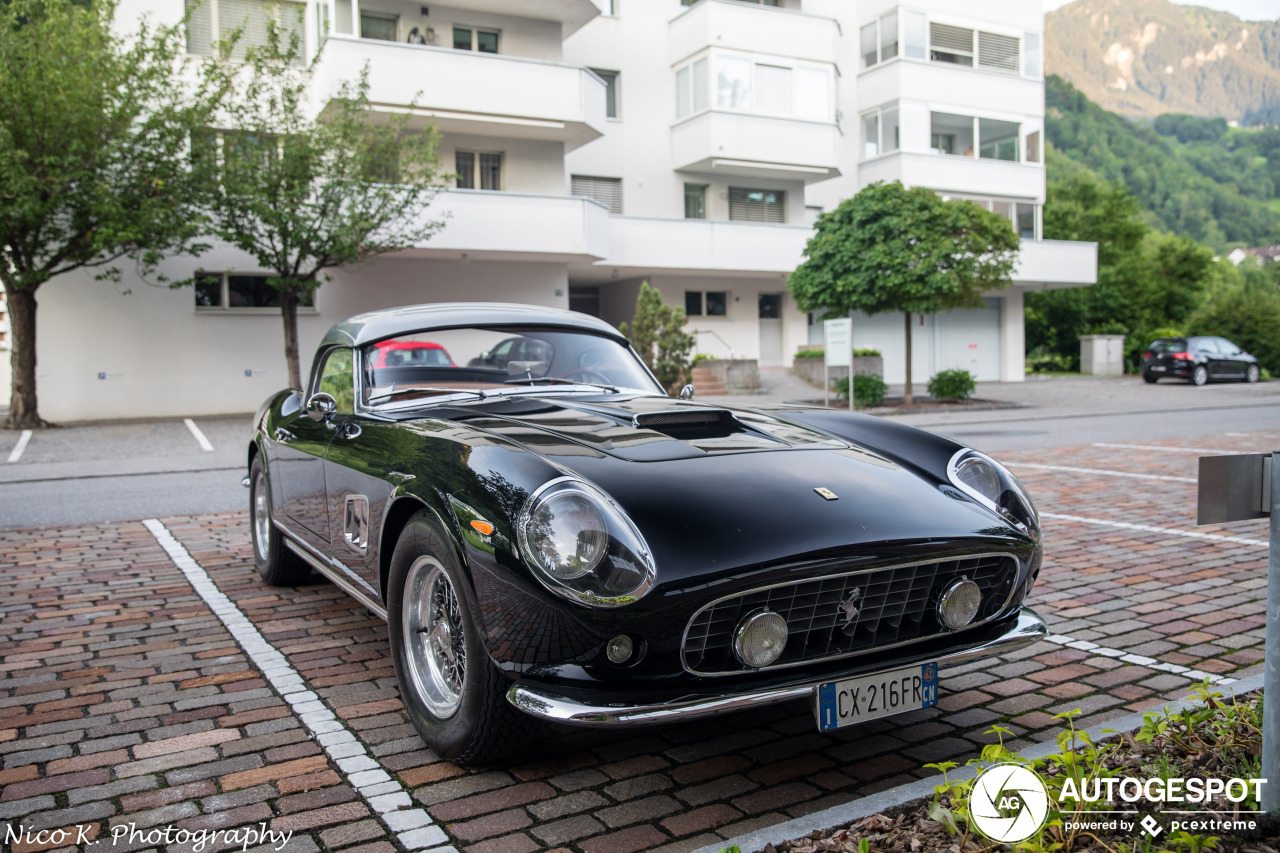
1215, 338, 1238, 354
318, 348, 356, 414
1194, 338, 1216, 354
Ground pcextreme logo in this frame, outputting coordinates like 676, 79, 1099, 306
969, 763, 1051, 843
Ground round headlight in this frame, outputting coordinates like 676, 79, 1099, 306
517, 478, 656, 607
948, 449, 1039, 535
523, 491, 608, 579
953, 455, 1001, 504
733, 610, 789, 669
938, 578, 982, 630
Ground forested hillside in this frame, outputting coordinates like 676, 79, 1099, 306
1045, 74, 1280, 251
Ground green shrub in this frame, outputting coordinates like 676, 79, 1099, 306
1025, 346, 1076, 373
1186, 282, 1280, 374
691, 352, 712, 365
928, 369, 976, 400
833, 373, 888, 407
853, 347, 882, 358
794, 348, 825, 359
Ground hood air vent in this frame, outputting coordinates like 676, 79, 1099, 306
633, 409, 738, 439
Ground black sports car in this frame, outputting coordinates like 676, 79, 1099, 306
248, 303, 1046, 764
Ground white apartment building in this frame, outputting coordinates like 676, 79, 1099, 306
30, 0, 1095, 421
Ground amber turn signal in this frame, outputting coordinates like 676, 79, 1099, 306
470, 520, 494, 535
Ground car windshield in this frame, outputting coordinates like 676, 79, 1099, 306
363, 325, 663, 405
1149, 339, 1186, 354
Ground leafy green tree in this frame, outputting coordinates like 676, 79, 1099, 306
201, 24, 446, 391
0, 0, 229, 428
1186, 276, 1280, 375
619, 282, 695, 393
789, 182, 1018, 404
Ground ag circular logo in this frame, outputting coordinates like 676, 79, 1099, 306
969, 763, 1050, 843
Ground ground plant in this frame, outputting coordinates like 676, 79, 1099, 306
833, 373, 888, 407
767, 682, 1272, 853
928, 370, 977, 401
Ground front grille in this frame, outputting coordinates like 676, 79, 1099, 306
681, 554, 1017, 676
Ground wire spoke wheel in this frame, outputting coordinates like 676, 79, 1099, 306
252, 469, 271, 563
403, 556, 467, 718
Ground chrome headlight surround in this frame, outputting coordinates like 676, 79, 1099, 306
947, 449, 1039, 536
516, 476, 656, 608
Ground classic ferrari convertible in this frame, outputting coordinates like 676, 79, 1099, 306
248, 303, 1046, 764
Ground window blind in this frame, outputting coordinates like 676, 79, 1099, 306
186, 0, 214, 55
729, 187, 785, 223
571, 176, 622, 214
930, 23, 973, 54
978, 31, 1020, 72
219, 0, 304, 62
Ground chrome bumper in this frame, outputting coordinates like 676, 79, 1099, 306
505, 607, 1047, 727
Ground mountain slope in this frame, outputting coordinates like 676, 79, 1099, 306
1045, 75, 1279, 250
1046, 0, 1280, 122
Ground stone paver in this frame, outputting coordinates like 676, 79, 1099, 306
0, 429, 1269, 852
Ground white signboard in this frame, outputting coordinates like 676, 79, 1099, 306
823, 318, 852, 367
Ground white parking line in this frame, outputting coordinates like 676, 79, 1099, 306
184, 418, 215, 452
1042, 633, 1235, 685
1009, 462, 1196, 483
142, 519, 456, 853
1041, 512, 1268, 547
6, 430, 31, 463
1091, 442, 1243, 455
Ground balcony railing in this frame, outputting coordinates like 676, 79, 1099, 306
671, 111, 843, 182
313, 36, 607, 147
671, 0, 839, 65
410, 189, 610, 259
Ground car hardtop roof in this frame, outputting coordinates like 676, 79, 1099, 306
321, 303, 628, 348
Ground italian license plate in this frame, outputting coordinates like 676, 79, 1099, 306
815, 662, 937, 732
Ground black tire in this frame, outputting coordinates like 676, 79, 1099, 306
1142, 371, 1158, 384
387, 512, 537, 765
249, 456, 311, 586
1191, 365, 1208, 386
1246, 364, 1260, 383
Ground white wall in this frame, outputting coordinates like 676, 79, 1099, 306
33, 256, 568, 422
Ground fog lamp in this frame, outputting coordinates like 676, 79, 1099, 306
733, 610, 788, 669
606, 634, 634, 664
938, 578, 982, 630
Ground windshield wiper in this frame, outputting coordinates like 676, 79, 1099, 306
367, 387, 487, 405
504, 377, 620, 393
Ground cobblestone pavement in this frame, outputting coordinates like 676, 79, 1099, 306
0, 432, 1271, 853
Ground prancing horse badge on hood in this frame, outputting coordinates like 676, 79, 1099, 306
814, 488, 838, 501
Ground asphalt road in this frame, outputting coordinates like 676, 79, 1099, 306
1, 386, 1277, 528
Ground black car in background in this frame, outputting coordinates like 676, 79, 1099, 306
1141, 336, 1260, 386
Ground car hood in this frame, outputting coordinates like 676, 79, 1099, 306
429, 394, 1026, 584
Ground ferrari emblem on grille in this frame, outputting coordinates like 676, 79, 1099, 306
814, 487, 838, 501
839, 588, 862, 624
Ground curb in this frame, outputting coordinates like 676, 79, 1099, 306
696, 671, 1267, 853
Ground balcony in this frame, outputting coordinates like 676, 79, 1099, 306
445, 0, 608, 36
670, 0, 839, 66
1013, 240, 1098, 287
859, 151, 1044, 202
603, 216, 810, 274
672, 111, 843, 182
314, 36, 607, 148
405, 190, 610, 261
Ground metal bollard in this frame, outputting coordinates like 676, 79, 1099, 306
1264, 450, 1278, 815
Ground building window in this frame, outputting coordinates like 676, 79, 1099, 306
860, 104, 899, 160
929, 22, 974, 66
675, 55, 829, 121
903, 10, 926, 59
944, 196, 1039, 239
360, 12, 397, 41
456, 151, 502, 190
860, 22, 877, 69
684, 184, 707, 219
683, 0, 779, 5
185, 0, 305, 62
931, 111, 972, 156
1024, 32, 1042, 78
685, 291, 728, 316
729, 187, 785, 223
592, 69, 620, 118
804, 205, 823, 226
1026, 130, 1041, 163
860, 12, 900, 69
195, 273, 315, 310
453, 26, 498, 52
977, 31, 1019, 72
571, 175, 623, 213
880, 12, 898, 61
979, 118, 1019, 161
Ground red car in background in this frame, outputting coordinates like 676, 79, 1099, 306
368, 340, 455, 369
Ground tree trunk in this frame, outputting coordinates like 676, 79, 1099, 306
903, 311, 914, 406
281, 288, 302, 391
4, 283, 48, 429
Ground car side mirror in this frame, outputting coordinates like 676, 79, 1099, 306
679, 384, 696, 400
306, 392, 338, 422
